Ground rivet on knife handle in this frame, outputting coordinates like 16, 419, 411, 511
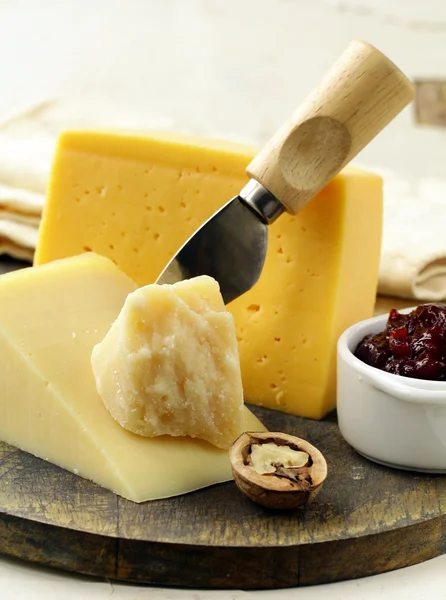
245, 40, 415, 216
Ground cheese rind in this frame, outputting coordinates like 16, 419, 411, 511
91, 275, 245, 449
36, 131, 382, 419
0, 254, 263, 502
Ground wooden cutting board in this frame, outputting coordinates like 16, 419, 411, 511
0, 406, 445, 589
0, 259, 443, 589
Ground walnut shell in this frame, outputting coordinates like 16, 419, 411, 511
229, 431, 327, 510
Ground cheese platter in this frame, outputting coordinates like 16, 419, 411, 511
0, 256, 443, 589
0, 388, 443, 588
0, 40, 444, 591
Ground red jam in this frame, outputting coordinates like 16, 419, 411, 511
355, 304, 446, 380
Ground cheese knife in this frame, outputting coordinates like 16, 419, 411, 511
156, 40, 414, 303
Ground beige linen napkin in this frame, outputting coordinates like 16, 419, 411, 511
0, 183, 42, 260
375, 167, 446, 301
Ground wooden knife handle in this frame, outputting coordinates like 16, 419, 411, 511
246, 40, 414, 215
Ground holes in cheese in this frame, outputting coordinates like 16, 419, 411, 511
91, 275, 245, 450
0, 254, 263, 502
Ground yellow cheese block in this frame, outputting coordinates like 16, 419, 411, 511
232, 171, 382, 418
92, 275, 245, 449
0, 253, 263, 502
36, 131, 383, 419
35, 130, 256, 283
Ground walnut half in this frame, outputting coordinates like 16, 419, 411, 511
229, 431, 327, 510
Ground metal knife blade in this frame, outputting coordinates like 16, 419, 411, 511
156, 181, 283, 304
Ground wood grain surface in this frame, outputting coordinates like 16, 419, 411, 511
0, 406, 445, 589
0, 258, 443, 589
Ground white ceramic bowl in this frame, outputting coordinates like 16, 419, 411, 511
337, 309, 446, 473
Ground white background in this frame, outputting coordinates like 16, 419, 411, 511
1, 0, 446, 183
1, 0, 446, 597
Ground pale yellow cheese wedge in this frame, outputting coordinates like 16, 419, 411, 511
91, 276, 245, 449
0, 253, 263, 502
